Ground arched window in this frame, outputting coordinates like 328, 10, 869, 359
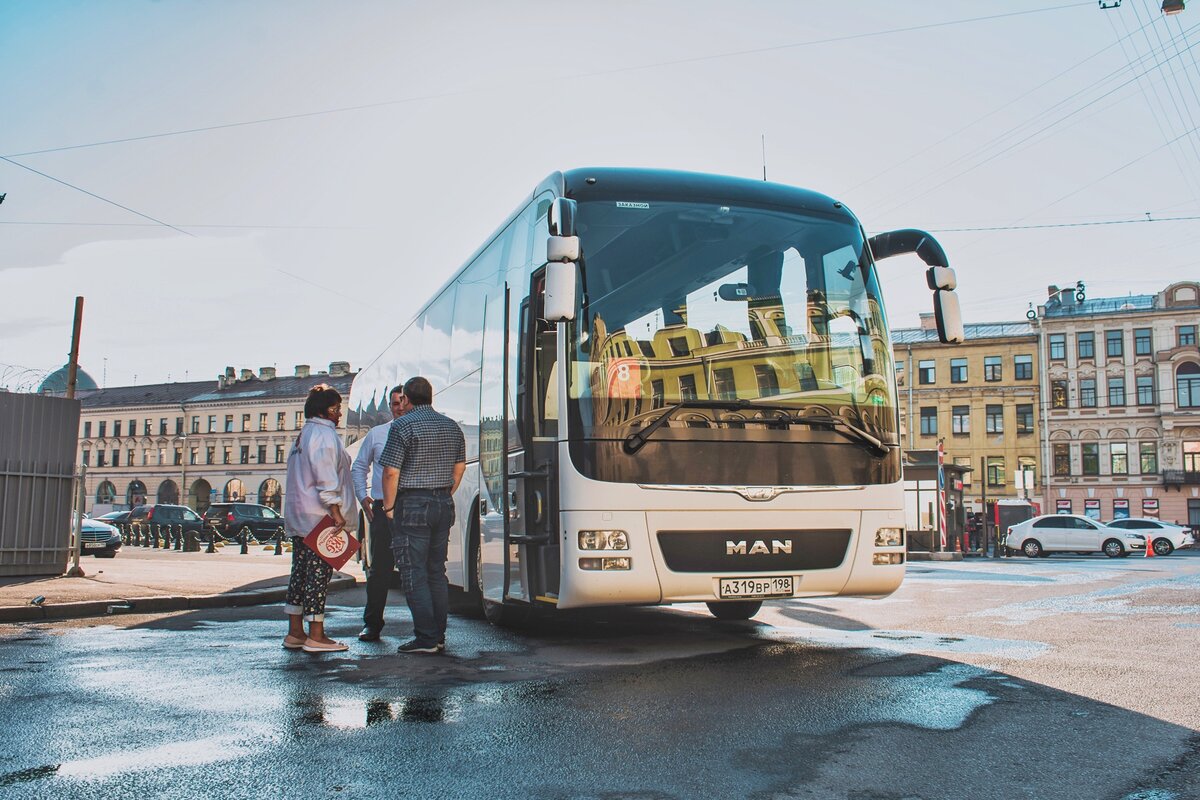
224, 479, 245, 502
126, 480, 147, 508
258, 479, 282, 511
157, 480, 179, 505
95, 481, 117, 505
1177, 362, 1200, 408
190, 479, 212, 514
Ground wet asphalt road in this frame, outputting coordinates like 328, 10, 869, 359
2, 552, 1199, 800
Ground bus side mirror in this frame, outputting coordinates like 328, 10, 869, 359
549, 198, 577, 237
926, 266, 957, 291
934, 289, 964, 343
544, 261, 577, 322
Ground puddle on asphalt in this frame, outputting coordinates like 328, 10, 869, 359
970, 573, 1200, 624
767, 626, 1049, 660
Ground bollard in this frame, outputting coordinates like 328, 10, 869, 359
175, 525, 184, 551
151, 524, 160, 548
185, 527, 197, 552
239, 530, 248, 555
205, 529, 216, 554
273, 527, 284, 555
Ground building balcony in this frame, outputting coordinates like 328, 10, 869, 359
1162, 470, 1200, 487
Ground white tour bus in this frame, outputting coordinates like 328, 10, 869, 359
350, 168, 962, 623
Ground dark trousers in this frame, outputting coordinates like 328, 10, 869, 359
362, 500, 396, 632
390, 489, 454, 647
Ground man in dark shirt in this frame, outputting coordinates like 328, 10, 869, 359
380, 376, 466, 654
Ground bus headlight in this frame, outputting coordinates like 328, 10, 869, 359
579, 557, 632, 571
872, 553, 904, 565
874, 527, 904, 547
578, 530, 629, 550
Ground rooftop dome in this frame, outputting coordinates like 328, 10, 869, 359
38, 364, 99, 394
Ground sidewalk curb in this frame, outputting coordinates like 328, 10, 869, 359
907, 551, 964, 562
0, 575, 357, 624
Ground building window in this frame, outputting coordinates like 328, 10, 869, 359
97, 450, 107, 467
1079, 379, 1096, 408
753, 365, 780, 397
1052, 380, 1068, 409
919, 360, 936, 384
173, 448, 182, 466
954, 456, 972, 485
241, 414, 251, 432
951, 405, 970, 434
985, 405, 1004, 433
1077, 332, 1094, 360
1108, 377, 1125, 407
713, 368, 736, 400
83, 421, 91, 438
950, 358, 967, 383
189, 448, 198, 466
1140, 441, 1158, 474
986, 456, 1005, 487
142, 450, 150, 466
1017, 456, 1036, 488
257, 445, 267, 463
127, 449, 134, 466
1137, 375, 1155, 406
111, 450, 120, 467
259, 413, 268, 431
207, 415, 216, 433
275, 445, 285, 464
1014, 354, 1033, 380
223, 447, 232, 465
225, 415, 234, 433
983, 355, 1002, 382
206, 447, 215, 465
1049, 334, 1066, 360
651, 379, 665, 409
276, 412, 286, 431
1180, 325, 1198, 347
1177, 362, 1200, 408
175, 417, 184, 435
240, 445, 250, 464
1081, 443, 1100, 476
1111, 442, 1128, 475
128, 419, 136, 437
191, 416, 200, 434
98, 421, 106, 438
144, 419, 152, 436
668, 337, 689, 357
1106, 330, 1124, 359
294, 412, 304, 429
919, 406, 937, 436
1185, 441, 1200, 472
113, 421, 121, 437
1135, 328, 1152, 356
1016, 404, 1034, 434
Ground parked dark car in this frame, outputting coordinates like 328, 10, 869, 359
79, 519, 122, 558
95, 510, 132, 529
203, 503, 286, 543
127, 504, 206, 537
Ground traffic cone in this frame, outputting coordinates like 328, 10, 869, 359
1145, 536, 1155, 558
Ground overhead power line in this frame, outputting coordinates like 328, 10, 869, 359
923, 213, 1200, 232
1, 2, 1092, 160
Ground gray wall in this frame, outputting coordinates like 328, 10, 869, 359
0, 393, 81, 576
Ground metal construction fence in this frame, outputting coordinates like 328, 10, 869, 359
0, 392, 81, 576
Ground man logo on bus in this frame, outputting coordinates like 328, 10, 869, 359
726, 539, 793, 555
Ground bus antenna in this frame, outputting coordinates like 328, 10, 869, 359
761, 134, 767, 181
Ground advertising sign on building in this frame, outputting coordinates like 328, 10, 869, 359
1113, 498, 1129, 519
1056, 499, 1072, 515
1142, 498, 1160, 518
1084, 498, 1101, 520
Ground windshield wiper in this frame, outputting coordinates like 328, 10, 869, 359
621, 400, 894, 457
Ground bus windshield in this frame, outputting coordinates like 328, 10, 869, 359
566, 199, 897, 449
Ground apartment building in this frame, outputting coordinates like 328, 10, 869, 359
70, 362, 356, 514
892, 317, 1041, 513
1037, 281, 1200, 527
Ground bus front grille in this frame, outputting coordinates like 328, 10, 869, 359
656, 529, 851, 573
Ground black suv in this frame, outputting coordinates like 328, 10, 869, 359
203, 503, 286, 543
127, 504, 206, 535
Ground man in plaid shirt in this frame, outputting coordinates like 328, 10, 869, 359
380, 376, 466, 654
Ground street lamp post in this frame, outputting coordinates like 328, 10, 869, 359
174, 433, 188, 509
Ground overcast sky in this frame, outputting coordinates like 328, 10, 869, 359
3, 0, 1199, 390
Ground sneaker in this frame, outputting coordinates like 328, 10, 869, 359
396, 639, 439, 654
357, 627, 382, 642
436, 641, 446, 653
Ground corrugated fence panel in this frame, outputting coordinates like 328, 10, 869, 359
0, 393, 81, 576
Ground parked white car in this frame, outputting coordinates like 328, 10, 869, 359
1004, 514, 1146, 558
1103, 518, 1195, 556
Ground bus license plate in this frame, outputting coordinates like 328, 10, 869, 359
719, 576, 793, 599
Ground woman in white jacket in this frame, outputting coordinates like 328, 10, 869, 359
283, 384, 359, 653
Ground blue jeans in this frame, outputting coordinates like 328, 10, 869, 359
390, 490, 454, 646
